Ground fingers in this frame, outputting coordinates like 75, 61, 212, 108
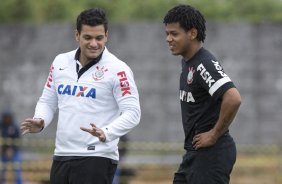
20, 118, 33, 135
192, 134, 199, 144
192, 134, 202, 150
80, 123, 106, 142
21, 118, 33, 127
80, 127, 92, 133
20, 118, 44, 135
90, 124, 101, 135
22, 129, 30, 135
80, 124, 100, 136
24, 118, 35, 122
90, 123, 96, 128
80, 127, 100, 138
192, 132, 217, 149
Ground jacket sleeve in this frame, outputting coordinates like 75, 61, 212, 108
101, 65, 141, 142
34, 63, 58, 130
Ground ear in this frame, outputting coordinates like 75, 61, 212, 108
189, 28, 198, 40
75, 30, 79, 42
105, 31, 109, 43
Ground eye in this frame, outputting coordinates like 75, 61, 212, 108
171, 32, 178, 36
96, 35, 104, 41
83, 35, 91, 40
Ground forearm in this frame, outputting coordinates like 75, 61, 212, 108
34, 102, 55, 129
34, 88, 58, 129
102, 106, 141, 142
212, 88, 241, 139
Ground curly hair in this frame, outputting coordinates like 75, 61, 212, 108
76, 8, 108, 33
163, 5, 206, 42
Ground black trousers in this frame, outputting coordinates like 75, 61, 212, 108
50, 157, 117, 184
173, 134, 236, 184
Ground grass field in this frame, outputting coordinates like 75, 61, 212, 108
2, 153, 282, 184
126, 152, 282, 184
2, 142, 282, 184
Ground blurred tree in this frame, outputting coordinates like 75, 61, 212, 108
41, 0, 69, 22
229, 0, 282, 22
0, 0, 282, 23
0, 0, 32, 23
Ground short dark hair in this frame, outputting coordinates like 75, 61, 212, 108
163, 5, 206, 42
76, 8, 108, 33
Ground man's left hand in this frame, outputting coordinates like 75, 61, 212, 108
192, 129, 218, 150
80, 123, 106, 142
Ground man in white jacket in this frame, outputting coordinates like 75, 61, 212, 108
21, 7, 141, 184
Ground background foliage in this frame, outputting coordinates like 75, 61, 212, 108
1, 0, 282, 23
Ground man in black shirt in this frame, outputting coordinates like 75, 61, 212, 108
163, 5, 241, 184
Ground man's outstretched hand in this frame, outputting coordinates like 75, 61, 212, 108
21, 118, 44, 135
80, 123, 106, 142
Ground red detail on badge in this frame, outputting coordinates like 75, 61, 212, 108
93, 66, 108, 81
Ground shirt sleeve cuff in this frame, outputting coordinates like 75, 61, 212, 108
101, 127, 117, 142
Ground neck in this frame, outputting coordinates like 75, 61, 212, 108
183, 42, 203, 60
79, 54, 92, 67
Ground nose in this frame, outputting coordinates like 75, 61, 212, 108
166, 34, 172, 42
90, 39, 98, 47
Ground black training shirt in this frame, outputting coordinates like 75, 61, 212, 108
179, 47, 235, 150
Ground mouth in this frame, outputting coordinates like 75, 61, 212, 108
169, 44, 175, 50
88, 48, 100, 53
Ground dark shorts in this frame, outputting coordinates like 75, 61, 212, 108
173, 134, 236, 184
50, 156, 117, 184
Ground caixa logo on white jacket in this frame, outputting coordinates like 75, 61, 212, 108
57, 84, 96, 98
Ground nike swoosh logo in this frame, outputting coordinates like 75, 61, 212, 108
59, 67, 67, 71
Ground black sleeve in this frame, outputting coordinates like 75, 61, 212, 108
212, 82, 235, 100
196, 59, 235, 100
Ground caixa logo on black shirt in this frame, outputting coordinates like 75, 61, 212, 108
180, 90, 195, 103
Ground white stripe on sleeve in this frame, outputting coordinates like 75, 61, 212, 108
209, 77, 231, 96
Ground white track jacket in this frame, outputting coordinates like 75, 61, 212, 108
34, 47, 141, 160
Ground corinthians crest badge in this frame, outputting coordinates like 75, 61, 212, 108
93, 66, 108, 81
187, 67, 195, 85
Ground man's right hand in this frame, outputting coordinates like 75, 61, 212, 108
20, 118, 45, 135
